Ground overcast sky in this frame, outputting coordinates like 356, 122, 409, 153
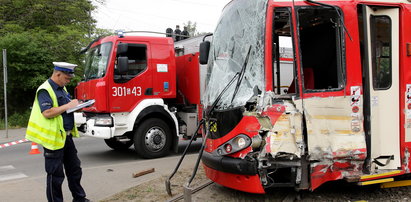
92, 0, 231, 34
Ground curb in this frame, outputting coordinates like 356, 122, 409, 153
0, 139, 29, 149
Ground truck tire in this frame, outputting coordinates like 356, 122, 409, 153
104, 138, 133, 150
134, 118, 172, 159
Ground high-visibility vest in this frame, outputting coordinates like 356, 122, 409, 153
25, 80, 79, 150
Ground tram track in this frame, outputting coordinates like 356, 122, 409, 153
166, 180, 214, 202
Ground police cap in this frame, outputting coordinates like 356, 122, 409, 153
53, 62, 77, 77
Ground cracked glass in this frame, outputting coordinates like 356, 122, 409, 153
204, 0, 268, 110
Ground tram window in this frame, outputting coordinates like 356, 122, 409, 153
371, 16, 392, 90
297, 7, 345, 91
273, 8, 295, 95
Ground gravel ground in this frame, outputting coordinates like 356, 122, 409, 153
100, 166, 209, 202
100, 166, 411, 202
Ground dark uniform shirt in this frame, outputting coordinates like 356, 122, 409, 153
174, 28, 181, 41
166, 28, 173, 37
181, 30, 189, 40
37, 79, 74, 131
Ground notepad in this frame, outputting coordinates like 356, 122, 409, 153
67, 99, 95, 113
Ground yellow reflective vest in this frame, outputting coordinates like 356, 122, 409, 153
25, 80, 79, 150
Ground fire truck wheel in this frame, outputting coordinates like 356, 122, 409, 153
134, 118, 172, 159
104, 138, 133, 150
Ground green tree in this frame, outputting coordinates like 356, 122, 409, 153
182, 21, 211, 37
183, 21, 197, 36
0, 0, 104, 126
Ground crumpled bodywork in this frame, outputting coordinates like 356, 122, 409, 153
301, 97, 366, 161
247, 91, 367, 190
301, 96, 367, 189
259, 100, 304, 159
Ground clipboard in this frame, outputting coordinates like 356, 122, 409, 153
67, 99, 95, 113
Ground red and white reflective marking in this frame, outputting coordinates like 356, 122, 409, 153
0, 139, 28, 149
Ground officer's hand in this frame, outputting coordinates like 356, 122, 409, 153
67, 99, 79, 109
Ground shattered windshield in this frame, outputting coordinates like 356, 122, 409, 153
204, 0, 267, 110
84, 42, 112, 80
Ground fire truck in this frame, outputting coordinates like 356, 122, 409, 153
75, 33, 205, 159
199, 0, 411, 193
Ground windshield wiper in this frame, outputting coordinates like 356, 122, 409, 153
231, 46, 252, 103
206, 72, 240, 116
305, 0, 353, 41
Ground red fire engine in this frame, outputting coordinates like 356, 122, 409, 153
75, 33, 204, 159
199, 0, 411, 193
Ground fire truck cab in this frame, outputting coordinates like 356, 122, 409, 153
200, 0, 411, 193
75, 33, 203, 159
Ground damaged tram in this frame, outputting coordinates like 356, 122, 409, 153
200, 0, 411, 193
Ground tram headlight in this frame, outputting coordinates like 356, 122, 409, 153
237, 137, 246, 148
216, 134, 251, 156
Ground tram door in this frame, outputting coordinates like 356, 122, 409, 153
363, 6, 400, 170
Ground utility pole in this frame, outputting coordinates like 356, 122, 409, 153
3, 49, 8, 138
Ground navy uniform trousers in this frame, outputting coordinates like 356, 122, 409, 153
43, 134, 86, 202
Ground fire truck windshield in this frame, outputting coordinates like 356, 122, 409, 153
204, 0, 267, 111
84, 42, 112, 80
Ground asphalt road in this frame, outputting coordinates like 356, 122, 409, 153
0, 135, 202, 201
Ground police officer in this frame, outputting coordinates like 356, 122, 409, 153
181, 26, 189, 40
26, 62, 89, 202
174, 25, 182, 41
166, 27, 173, 38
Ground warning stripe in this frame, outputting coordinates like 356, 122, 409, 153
0, 139, 29, 149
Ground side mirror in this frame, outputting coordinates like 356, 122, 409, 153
117, 57, 129, 75
117, 43, 128, 56
199, 41, 210, 65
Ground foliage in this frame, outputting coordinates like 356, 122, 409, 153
183, 21, 198, 36
8, 110, 30, 128
182, 21, 211, 37
0, 0, 104, 120
0, 0, 95, 33
0, 110, 30, 129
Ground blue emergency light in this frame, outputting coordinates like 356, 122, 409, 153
117, 30, 124, 38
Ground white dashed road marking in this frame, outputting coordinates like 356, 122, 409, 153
0, 165, 28, 182
0, 165, 15, 172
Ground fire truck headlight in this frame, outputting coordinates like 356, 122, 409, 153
216, 134, 251, 156
95, 117, 113, 127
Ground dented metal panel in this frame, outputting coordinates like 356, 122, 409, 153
259, 101, 304, 158
296, 95, 367, 189
246, 90, 368, 189
299, 96, 366, 161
